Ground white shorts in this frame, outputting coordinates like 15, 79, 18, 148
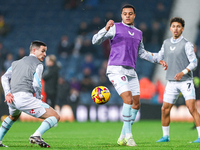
107, 73, 140, 96
8, 92, 49, 118
163, 80, 196, 104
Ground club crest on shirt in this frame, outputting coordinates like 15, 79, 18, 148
121, 76, 126, 81
128, 31, 134, 36
170, 46, 176, 51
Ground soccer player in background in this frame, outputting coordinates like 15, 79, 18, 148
0, 41, 60, 147
155, 17, 200, 143
92, 4, 167, 146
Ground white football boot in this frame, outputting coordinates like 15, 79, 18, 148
125, 136, 137, 146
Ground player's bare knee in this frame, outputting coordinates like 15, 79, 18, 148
51, 109, 60, 121
55, 113, 60, 121
187, 106, 196, 115
161, 106, 170, 115
123, 96, 133, 105
121, 92, 133, 104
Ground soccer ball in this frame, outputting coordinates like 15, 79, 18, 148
91, 86, 111, 104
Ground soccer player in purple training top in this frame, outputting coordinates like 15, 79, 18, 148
0, 41, 60, 148
92, 4, 167, 146
155, 17, 200, 143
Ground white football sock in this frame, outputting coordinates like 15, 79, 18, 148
125, 133, 132, 139
119, 134, 125, 140
162, 126, 169, 136
32, 131, 41, 137
196, 126, 200, 137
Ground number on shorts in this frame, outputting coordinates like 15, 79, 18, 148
187, 83, 191, 90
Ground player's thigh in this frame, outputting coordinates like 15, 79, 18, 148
13, 92, 47, 118
163, 81, 179, 104
108, 74, 130, 95
107, 74, 139, 96
7, 102, 21, 117
127, 75, 140, 96
180, 80, 196, 101
7, 103, 21, 121
39, 107, 60, 120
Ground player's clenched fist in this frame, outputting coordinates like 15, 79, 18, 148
105, 20, 114, 31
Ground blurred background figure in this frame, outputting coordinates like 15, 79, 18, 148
0, 72, 5, 104
64, 0, 80, 10
138, 22, 152, 45
79, 39, 97, 57
104, 11, 120, 22
16, 47, 26, 60
0, 15, 10, 38
88, 16, 104, 34
70, 77, 81, 92
0, 42, 8, 72
96, 60, 111, 88
3, 53, 13, 71
72, 35, 83, 57
57, 35, 74, 59
83, 0, 100, 10
81, 53, 96, 75
77, 21, 89, 37
56, 76, 70, 108
81, 67, 95, 93
154, 2, 168, 24
149, 21, 164, 47
43, 55, 60, 108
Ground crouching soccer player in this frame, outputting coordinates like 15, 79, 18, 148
0, 41, 60, 147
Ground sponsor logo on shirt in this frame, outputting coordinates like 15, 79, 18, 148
128, 31, 134, 36
170, 46, 176, 51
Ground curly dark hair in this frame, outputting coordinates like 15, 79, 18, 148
170, 17, 185, 27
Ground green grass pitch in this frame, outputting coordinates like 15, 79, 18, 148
1, 120, 200, 150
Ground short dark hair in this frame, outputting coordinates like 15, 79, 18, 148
170, 17, 185, 27
121, 4, 136, 13
30, 40, 46, 52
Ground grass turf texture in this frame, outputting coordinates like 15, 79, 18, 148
1, 120, 199, 150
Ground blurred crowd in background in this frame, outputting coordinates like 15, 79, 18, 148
0, 0, 199, 109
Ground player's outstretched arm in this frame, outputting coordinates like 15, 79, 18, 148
138, 42, 164, 64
